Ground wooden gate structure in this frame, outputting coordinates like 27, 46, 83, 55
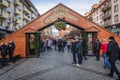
0, 4, 120, 57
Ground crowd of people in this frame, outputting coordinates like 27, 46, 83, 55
0, 40, 15, 66
0, 36, 120, 80
41, 36, 120, 80
41, 37, 88, 66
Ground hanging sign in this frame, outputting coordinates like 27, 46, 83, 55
44, 5, 79, 23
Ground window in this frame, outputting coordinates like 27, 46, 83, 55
4, 8, 6, 13
114, 4, 118, 13
0, 20, 2, 25
94, 18, 95, 21
8, 2, 10, 7
114, 14, 119, 22
7, 12, 10, 16
100, 21, 102, 25
114, 0, 118, 3
93, 13, 95, 16
97, 16, 98, 21
0, 8, 1, 15
0, 0, 2, 3
100, 14, 102, 20
96, 10, 98, 15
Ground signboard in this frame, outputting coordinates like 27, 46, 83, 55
44, 5, 79, 23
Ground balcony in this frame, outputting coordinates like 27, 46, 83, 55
102, 13, 111, 21
31, 14, 36, 20
7, 18, 12, 23
88, 17, 93, 21
102, 16, 107, 21
102, 5, 111, 13
0, 11, 8, 19
23, 15, 29, 21
14, 0, 21, 7
16, 19, 22, 24
23, 6, 29, 13
0, 0, 9, 8
14, 9, 21, 16
23, 21, 27, 25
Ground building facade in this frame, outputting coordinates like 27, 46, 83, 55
0, 0, 40, 39
85, 0, 120, 36
111, 0, 120, 35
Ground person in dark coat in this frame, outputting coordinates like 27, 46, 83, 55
57, 38, 64, 52
94, 39, 101, 61
82, 38, 87, 60
71, 38, 77, 64
53, 39, 57, 50
67, 39, 71, 52
107, 36, 120, 80
118, 47, 120, 59
76, 38, 83, 66
0, 42, 8, 66
8, 40, 15, 64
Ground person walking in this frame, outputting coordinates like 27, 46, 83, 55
71, 38, 77, 64
76, 38, 83, 66
61, 39, 65, 53
53, 39, 57, 50
107, 36, 120, 80
47, 39, 52, 51
82, 38, 87, 60
94, 39, 101, 61
8, 40, 15, 65
43, 39, 47, 52
0, 42, 8, 66
67, 39, 71, 52
100, 38, 111, 69
57, 38, 63, 52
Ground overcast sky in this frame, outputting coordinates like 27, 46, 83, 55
30, 0, 99, 15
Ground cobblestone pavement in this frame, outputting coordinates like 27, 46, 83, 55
0, 47, 120, 80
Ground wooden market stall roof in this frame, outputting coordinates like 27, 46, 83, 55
0, 3, 120, 57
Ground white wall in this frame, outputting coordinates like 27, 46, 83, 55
111, 0, 120, 25
118, 0, 120, 23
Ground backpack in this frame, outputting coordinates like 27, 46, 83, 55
75, 41, 82, 51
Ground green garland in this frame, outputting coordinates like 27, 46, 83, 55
82, 32, 88, 54
54, 21, 66, 31
34, 33, 41, 57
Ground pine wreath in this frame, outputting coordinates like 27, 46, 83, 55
54, 21, 66, 31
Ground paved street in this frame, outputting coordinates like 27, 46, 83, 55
0, 47, 120, 80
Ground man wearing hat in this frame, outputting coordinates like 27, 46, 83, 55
107, 36, 120, 80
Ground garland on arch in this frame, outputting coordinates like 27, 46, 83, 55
54, 21, 66, 31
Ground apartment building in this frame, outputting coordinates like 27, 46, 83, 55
111, 0, 120, 35
85, 0, 105, 26
0, 0, 40, 39
85, 0, 120, 36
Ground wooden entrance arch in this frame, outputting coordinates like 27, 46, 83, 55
0, 3, 120, 57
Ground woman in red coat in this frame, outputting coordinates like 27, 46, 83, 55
101, 38, 111, 69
